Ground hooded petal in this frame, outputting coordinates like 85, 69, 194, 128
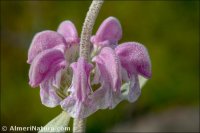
115, 42, 152, 78
57, 20, 80, 45
40, 79, 62, 107
29, 47, 67, 87
57, 21, 80, 64
27, 30, 67, 64
91, 17, 122, 47
92, 47, 122, 92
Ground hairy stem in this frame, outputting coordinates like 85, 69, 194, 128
79, 0, 104, 60
73, 118, 86, 133
73, 0, 104, 133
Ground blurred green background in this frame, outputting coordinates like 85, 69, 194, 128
1, 1, 199, 132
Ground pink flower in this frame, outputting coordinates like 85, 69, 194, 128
28, 17, 151, 118
28, 20, 80, 107
91, 17, 151, 108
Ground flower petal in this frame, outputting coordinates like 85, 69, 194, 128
52, 69, 63, 88
91, 17, 122, 47
27, 30, 67, 64
70, 57, 93, 102
40, 79, 62, 107
29, 47, 67, 87
92, 47, 122, 109
61, 57, 94, 118
92, 47, 122, 92
115, 42, 152, 78
57, 20, 80, 45
122, 75, 141, 102
60, 95, 96, 118
91, 82, 122, 110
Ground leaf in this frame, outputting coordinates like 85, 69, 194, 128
39, 111, 71, 133
138, 75, 148, 88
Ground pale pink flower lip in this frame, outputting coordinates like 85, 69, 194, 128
92, 47, 122, 93
91, 47, 122, 109
70, 57, 93, 102
60, 57, 94, 118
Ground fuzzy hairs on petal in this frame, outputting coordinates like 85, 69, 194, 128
27, 30, 67, 64
57, 20, 80, 45
29, 48, 67, 87
91, 17, 122, 47
115, 42, 152, 78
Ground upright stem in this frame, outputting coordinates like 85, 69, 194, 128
79, 0, 104, 60
73, 118, 86, 133
73, 0, 104, 133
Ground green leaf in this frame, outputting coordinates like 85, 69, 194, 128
39, 111, 71, 133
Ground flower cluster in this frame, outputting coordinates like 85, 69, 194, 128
28, 17, 151, 118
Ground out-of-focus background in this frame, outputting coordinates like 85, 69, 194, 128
1, 1, 199, 132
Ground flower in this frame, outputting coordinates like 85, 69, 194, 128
28, 17, 151, 118
28, 20, 80, 107
90, 17, 151, 110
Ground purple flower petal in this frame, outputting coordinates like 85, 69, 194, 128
92, 47, 122, 109
70, 57, 93, 102
40, 79, 62, 107
115, 42, 152, 78
57, 20, 80, 45
92, 47, 122, 92
60, 95, 96, 118
91, 17, 122, 47
29, 47, 67, 87
27, 30, 67, 64
128, 75, 141, 102
121, 75, 141, 102
61, 57, 94, 118
91, 82, 123, 110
